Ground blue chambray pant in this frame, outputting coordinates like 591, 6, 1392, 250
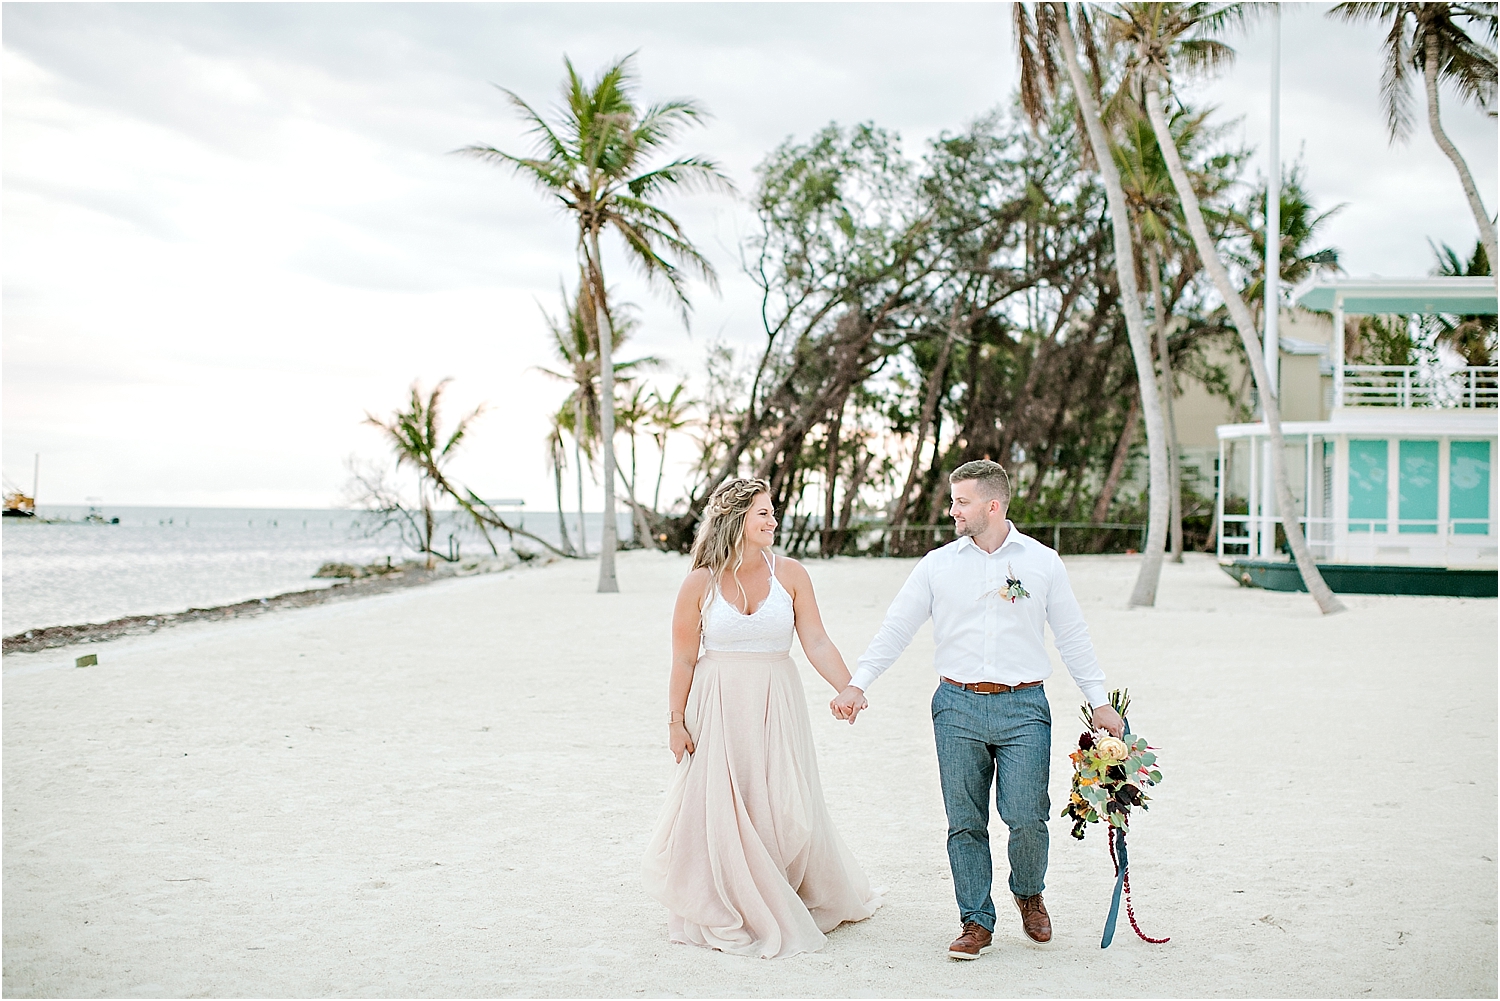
931, 681, 1052, 932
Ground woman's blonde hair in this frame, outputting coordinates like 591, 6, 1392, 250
691, 477, 772, 606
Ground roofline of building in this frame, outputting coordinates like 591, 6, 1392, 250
1293, 276, 1497, 316
1217, 409, 1499, 439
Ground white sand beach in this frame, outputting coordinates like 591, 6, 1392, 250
3, 550, 1496, 998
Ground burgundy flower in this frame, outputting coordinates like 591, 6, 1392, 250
1079, 731, 1094, 749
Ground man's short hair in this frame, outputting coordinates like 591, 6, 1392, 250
949, 459, 1011, 507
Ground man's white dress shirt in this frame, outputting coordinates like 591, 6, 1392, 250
850, 524, 1108, 708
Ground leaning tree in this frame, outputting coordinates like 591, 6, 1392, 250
1104, 1, 1344, 614
1331, 2, 1498, 283
1015, 2, 1173, 606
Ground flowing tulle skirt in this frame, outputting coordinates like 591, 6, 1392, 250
643, 649, 882, 959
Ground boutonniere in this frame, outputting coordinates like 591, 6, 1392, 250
981, 563, 1031, 603
1000, 564, 1031, 602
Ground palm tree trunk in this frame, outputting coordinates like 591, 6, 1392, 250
555, 486, 574, 555
653, 434, 668, 512
626, 426, 649, 545
586, 228, 620, 592
1424, 31, 1499, 286
552, 441, 575, 556
1054, 4, 1170, 606
573, 399, 589, 557
617, 455, 651, 548
1143, 82, 1344, 614
1147, 244, 1184, 562
421, 489, 436, 570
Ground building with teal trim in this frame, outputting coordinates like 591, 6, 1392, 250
1215, 276, 1497, 596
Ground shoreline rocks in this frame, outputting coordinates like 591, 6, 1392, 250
3, 550, 560, 656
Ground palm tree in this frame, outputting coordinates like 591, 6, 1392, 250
365, 379, 574, 563
536, 280, 656, 557
1114, 104, 1224, 562
648, 381, 695, 513
538, 280, 601, 555
1104, 1, 1344, 614
1330, 3, 1498, 283
1236, 161, 1345, 316
614, 382, 655, 545
1015, 2, 1172, 606
461, 54, 732, 592
363, 379, 482, 569
544, 414, 577, 556
1429, 238, 1496, 365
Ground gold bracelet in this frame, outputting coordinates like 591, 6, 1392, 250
669, 711, 685, 724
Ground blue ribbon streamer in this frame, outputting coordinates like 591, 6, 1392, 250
1101, 715, 1131, 949
1101, 828, 1128, 948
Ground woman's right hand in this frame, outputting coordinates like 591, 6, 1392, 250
670, 722, 696, 762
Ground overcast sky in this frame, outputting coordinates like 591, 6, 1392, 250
4, 2, 1495, 510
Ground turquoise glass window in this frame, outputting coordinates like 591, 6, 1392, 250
1347, 439, 1387, 532
1450, 440, 1491, 535
1398, 440, 1439, 533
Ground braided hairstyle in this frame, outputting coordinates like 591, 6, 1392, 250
691, 477, 773, 608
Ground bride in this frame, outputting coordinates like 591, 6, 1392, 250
643, 477, 882, 958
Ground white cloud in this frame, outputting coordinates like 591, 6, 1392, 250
3, 3, 1494, 509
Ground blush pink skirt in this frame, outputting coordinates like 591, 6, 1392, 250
643, 649, 882, 958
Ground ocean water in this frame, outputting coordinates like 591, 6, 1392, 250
2, 505, 632, 636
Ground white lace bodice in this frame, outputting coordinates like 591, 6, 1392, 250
701, 553, 795, 653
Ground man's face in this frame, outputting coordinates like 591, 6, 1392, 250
949, 479, 1002, 538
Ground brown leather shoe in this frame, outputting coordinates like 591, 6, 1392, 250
947, 921, 994, 960
1013, 894, 1052, 944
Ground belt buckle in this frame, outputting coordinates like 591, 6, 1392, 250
972, 681, 1005, 694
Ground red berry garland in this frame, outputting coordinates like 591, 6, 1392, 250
1109, 827, 1170, 944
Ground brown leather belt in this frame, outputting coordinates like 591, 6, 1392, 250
941, 677, 1043, 695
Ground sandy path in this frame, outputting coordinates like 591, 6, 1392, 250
4, 551, 1495, 998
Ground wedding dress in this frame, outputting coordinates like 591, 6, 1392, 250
643, 552, 882, 958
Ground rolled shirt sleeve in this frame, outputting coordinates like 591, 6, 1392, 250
849, 557, 934, 691
1044, 551, 1109, 709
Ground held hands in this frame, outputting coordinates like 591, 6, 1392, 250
1091, 703, 1125, 738
669, 721, 695, 762
829, 685, 867, 724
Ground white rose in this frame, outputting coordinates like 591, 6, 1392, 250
1094, 736, 1129, 763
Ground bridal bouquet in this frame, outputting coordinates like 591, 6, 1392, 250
1063, 689, 1161, 841
1064, 689, 1169, 947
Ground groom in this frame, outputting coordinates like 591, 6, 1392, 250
831, 459, 1124, 958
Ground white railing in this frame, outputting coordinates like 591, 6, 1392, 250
1218, 514, 1338, 560
1341, 365, 1498, 408
1219, 512, 1496, 563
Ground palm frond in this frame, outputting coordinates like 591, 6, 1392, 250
1436, 20, 1499, 110
1013, 2, 1055, 129
1174, 38, 1238, 75
634, 98, 711, 151
499, 85, 577, 167
626, 156, 736, 200
1383, 9, 1418, 141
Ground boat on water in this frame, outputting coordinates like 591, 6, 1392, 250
2, 458, 117, 524
1215, 277, 1497, 598
4, 454, 39, 518
3, 492, 36, 518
